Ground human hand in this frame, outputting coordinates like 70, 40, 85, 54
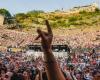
35, 20, 53, 52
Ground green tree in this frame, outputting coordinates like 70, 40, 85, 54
0, 8, 11, 18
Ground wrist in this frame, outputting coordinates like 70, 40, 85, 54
43, 50, 56, 62
42, 44, 52, 52
43, 48, 52, 53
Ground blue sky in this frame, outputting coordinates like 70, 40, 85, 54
0, 0, 99, 14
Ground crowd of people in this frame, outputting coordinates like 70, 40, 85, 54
0, 49, 100, 80
53, 29, 100, 49
0, 20, 100, 80
0, 26, 100, 49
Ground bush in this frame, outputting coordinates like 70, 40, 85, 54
79, 10, 87, 14
51, 22, 58, 28
68, 16, 78, 22
68, 16, 82, 22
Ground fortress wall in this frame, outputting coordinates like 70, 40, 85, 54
0, 15, 4, 25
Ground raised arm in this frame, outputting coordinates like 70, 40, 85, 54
35, 20, 66, 80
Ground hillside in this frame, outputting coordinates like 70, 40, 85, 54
12, 8, 100, 32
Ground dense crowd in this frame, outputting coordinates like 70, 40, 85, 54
0, 28, 100, 49
0, 20, 100, 80
53, 29, 100, 49
0, 49, 100, 80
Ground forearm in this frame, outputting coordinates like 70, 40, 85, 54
44, 50, 66, 80
39, 70, 43, 80
36, 20, 65, 80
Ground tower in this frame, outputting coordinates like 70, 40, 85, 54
96, 0, 99, 8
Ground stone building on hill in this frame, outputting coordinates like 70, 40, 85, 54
0, 14, 4, 25
52, 3, 98, 16
70, 3, 98, 13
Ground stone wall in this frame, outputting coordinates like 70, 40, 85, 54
70, 3, 98, 13
0, 15, 4, 25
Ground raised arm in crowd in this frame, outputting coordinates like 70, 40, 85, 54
35, 20, 66, 80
